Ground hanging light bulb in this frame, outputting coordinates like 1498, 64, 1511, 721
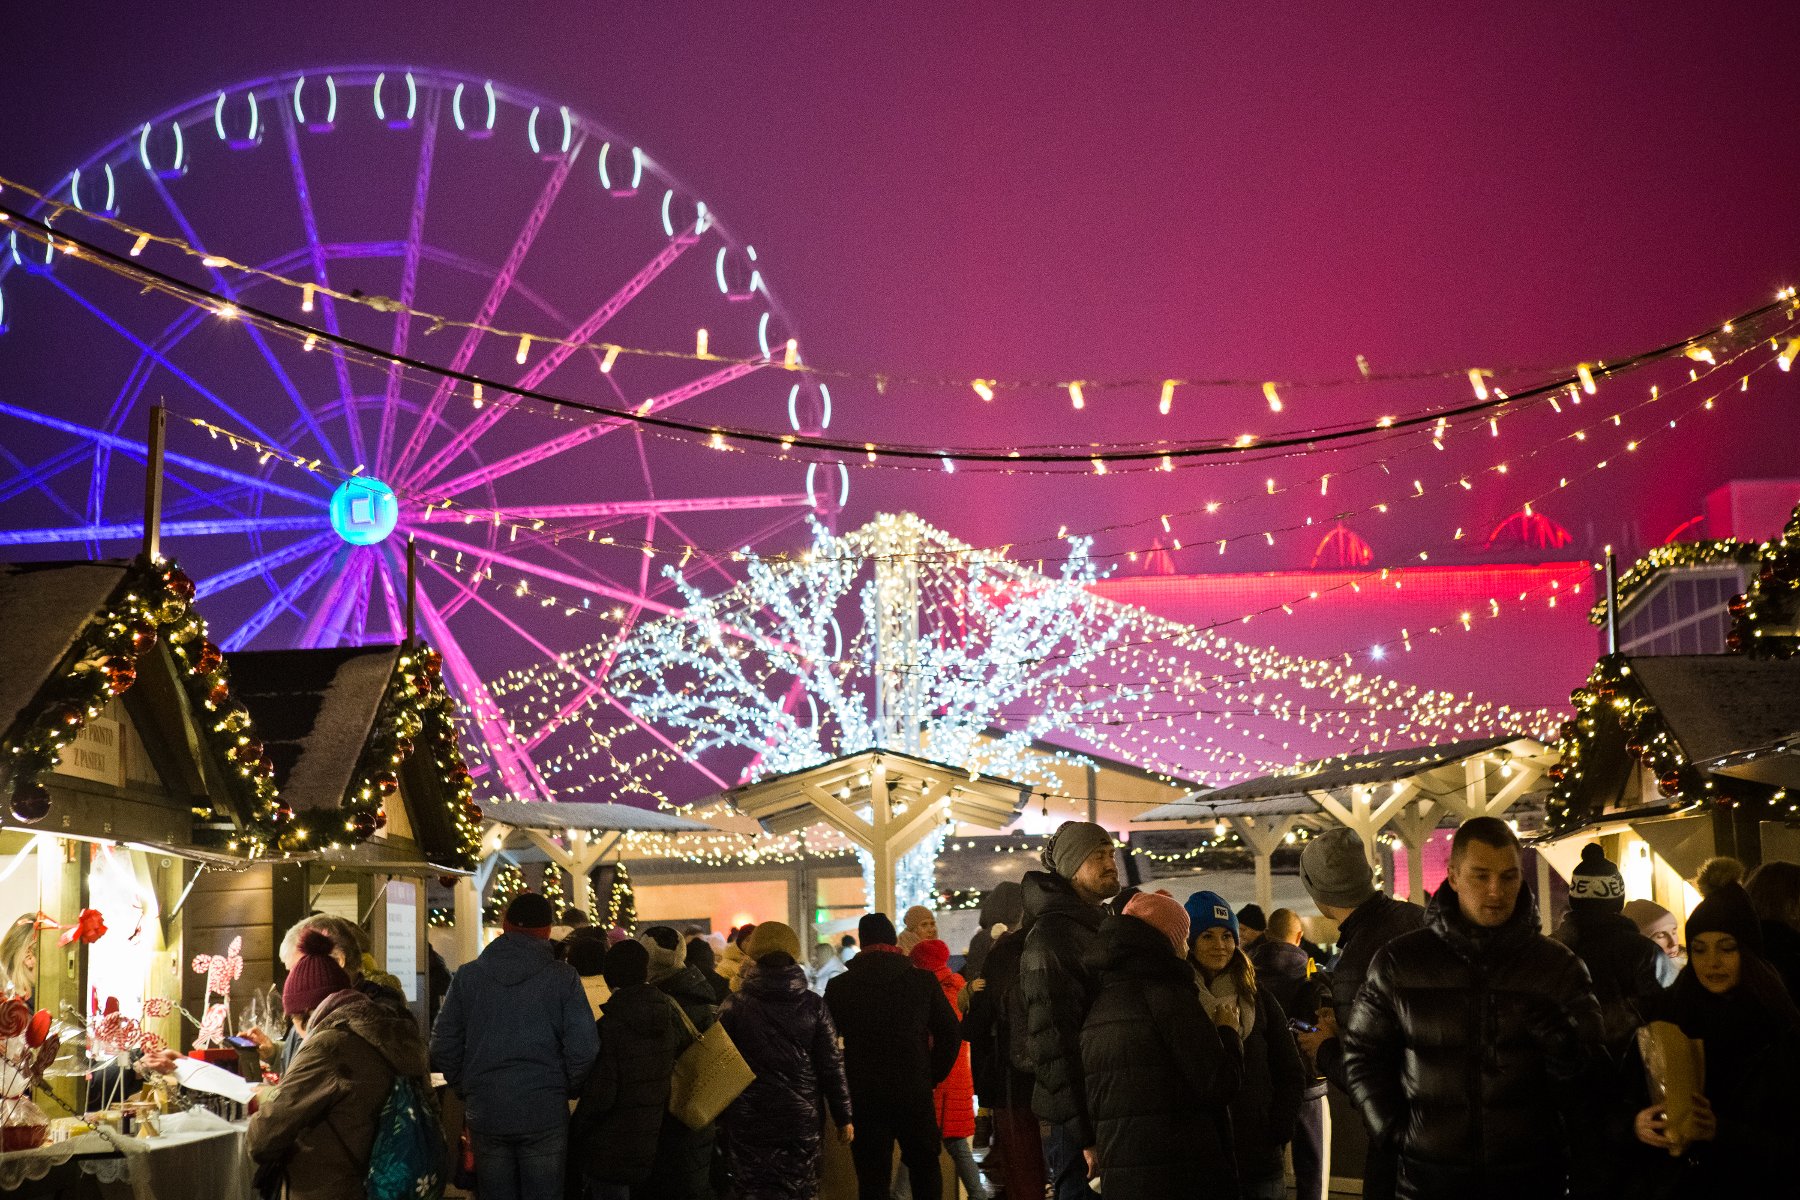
1262, 382, 1283, 412
1159, 380, 1176, 415
1068, 382, 1085, 410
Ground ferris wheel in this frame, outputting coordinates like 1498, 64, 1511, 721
0, 66, 849, 804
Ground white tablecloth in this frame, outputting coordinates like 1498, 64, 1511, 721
0, 1108, 251, 1200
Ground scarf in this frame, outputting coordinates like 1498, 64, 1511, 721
1200, 969, 1256, 1038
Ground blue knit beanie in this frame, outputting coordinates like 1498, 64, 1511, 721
1183, 890, 1239, 943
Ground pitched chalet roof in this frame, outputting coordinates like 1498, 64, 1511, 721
0, 560, 131, 743
226, 645, 401, 813
1624, 655, 1800, 767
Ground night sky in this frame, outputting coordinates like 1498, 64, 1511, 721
2, 2, 1797, 791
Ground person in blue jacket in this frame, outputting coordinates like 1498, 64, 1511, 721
431, 893, 600, 1200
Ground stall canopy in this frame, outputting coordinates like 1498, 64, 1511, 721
727, 748, 1030, 916
1138, 735, 1555, 908
227, 645, 478, 871
1545, 654, 1800, 872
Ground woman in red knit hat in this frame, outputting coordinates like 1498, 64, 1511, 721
901, 938, 988, 1200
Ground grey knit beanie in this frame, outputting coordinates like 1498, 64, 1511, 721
1299, 828, 1377, 909
1044, 820, 1114, 881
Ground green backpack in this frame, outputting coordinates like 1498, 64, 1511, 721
365, 1075, 447, 1200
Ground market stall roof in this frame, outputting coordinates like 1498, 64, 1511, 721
1623, 657, 1800, 768
727, 747, 1030, 915
0, 561, 134, 744
1137, 735, 1537, 819
1697, 731, 1800, 789
480, 800, 712, 833
227, 644, 478, 870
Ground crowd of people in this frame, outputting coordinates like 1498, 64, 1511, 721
232, 821, 1800, 1200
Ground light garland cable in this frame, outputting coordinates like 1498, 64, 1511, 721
1, 203, 1790, 466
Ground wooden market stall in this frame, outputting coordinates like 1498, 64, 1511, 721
225, 643, 482, 1026
0, 558, 280, 1103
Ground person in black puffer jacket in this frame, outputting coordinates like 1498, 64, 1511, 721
1082, 893, 1242, 1200
823, 913, 960, 1200
1552, 843, 1664, 1058
1018, 821, 1120, 1200
570, 940, 685, 1199
1249, 909, 1330, 1200
1343, 818, 1603, 1200
963, 923, 1046, 1200
964, 880, 1024, 980
641, 926, 721, 1200
684, 935, 732, 1005
718, 923, 853, 1200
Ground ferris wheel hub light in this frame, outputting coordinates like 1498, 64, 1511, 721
329, 477, 399, 545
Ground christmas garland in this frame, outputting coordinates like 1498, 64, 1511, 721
0, 559, 280, 829
259, 644, 483, 868
1728, 501, 1800, 659
1587, 540, 1758, 626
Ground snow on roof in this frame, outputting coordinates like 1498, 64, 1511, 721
0, 561, 131, 743
226, 645, 401, 813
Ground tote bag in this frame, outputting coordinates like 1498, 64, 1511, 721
667, 1000, 755, 1129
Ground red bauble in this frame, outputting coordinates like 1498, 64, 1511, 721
194, 641, 223, 675
1658, 771, 1684, 794
164, 568, 196, 601
438, 874, 460, 889
449, 766, 472, 786
1547, 765, 1566, 783
374, 771, 399, 797
420, 648, 443, 677
9, 782, 51, 824
236, 739, 264, 764
1725, 633, 1745, 654
373, 808, 389, 829
349, 810, 378, 840
105, 658, 137, 696
1728, 593, 1749, 615
394, 737, 415, 760
129, 621, 159, 652
467, 805, 483, 823
207, 681, 231, 707
273, 805, 294, 823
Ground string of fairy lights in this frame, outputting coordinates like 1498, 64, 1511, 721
1, 196, 1793, 473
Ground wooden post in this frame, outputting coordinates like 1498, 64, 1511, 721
142, 405, 166, 563
1228, 814, 1298, 912
1388, 799, 1446, 905
1537, 852, 1554, 935
1604, 546, 1620, 655
405, 535, 418, 645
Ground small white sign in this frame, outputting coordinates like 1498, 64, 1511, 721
386, 880, 418, 1002
54, 717, 124, 786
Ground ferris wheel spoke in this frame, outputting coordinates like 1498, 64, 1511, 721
296, 546, 378, 648
418, 553, 729, 789
0, 443, 90, 511
41, 276, 293, 453
643, 507, 814, 601
400, 234, 696, 490
219, 543, 346, 652
376, 92, 441, 475
195, 532, 338, 598
0, 514, 324, 547
408, 525, 689, 621
0, 399, 327, 507
423, 360, 767, 500
390, 149, 582, 483
403, 575, 555, 802
144, 173, 348, 471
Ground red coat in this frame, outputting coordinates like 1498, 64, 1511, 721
930, 966, 976, 1139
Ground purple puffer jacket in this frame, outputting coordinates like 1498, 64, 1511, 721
718, 957, 853, 1200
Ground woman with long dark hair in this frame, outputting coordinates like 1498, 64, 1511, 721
1626, 883, 1800, 1196
1187, 891, 1305, 1200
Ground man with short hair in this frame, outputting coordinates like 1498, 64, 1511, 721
1250, 908, 1329, 1200
1236, 903, 1268, 952
1293, 826, 1426, 1200
431, 893, 600, 1200
1342, 818, 1602, 1199
1018, 820, 1121, 1200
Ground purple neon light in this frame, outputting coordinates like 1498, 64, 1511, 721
220, 545, 346, 652
377, 94, 439, 472
389, 151, 580, 482
0, 515, 321, 546
196, 532, 337, 598
414, 493, 811, 524
400, 234, 696, 489
425, 360, 767, 500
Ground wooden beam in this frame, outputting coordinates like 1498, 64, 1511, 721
1479, 764, 1542, 818
797, 783, 877, 852
888, 797, 952, 861
1228, 814, 1298, 911
1387, 799, 1446, 905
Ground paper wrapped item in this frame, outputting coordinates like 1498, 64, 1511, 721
1637, 1020, 1707, 1156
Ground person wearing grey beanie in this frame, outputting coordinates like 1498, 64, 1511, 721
1018, 821, 1120, 1200
1294, 826, 1423, 1200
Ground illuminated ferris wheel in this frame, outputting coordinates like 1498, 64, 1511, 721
0, 66, 849, 803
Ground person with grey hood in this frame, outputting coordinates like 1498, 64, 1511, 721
1293, 827, 1424, 1200
1018, 820, 1120, 1200
431, 893, 600, 1200
964, 879, 1024, 979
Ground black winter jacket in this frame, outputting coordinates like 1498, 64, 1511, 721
1314, 890, 1425, 1090
824, 945, 960, 1106
1018, 869, 1107, 1141
963, 932, 1032, 1109
1212, 976, 1307, 1183
1343, 883, 1602, 1200
718, 959, 853, 1200
652, 966, 720, 1200
1080, 915, 1243, 1200
1552, 909, 1664, 1056
1759, 918, 1800, 1004
571, 983, 684, 1186
1249, 938, 1328, 1096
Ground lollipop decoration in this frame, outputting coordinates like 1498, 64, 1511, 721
0, 997, 60, 1149
189, 937, 244, 1051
